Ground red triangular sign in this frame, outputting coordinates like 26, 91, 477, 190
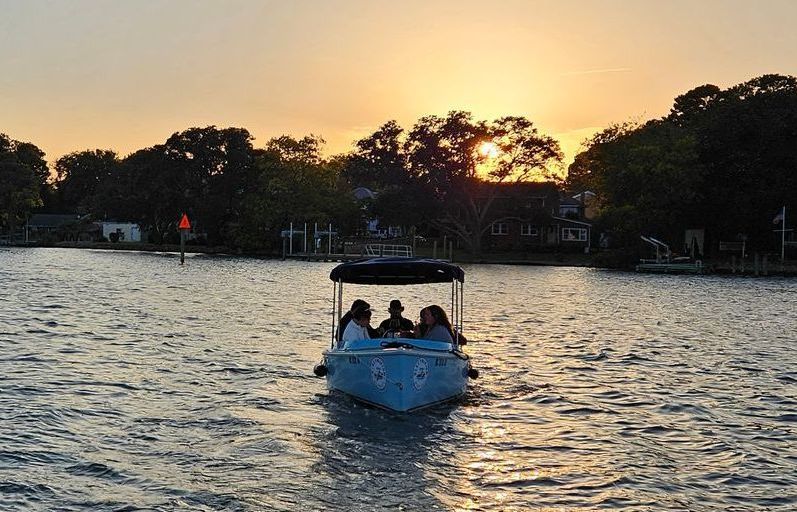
178, 213, 191, 230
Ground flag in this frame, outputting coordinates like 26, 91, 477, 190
772, 207, 784, 224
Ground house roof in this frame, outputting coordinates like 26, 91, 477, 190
99, 221, 140, 226
352, 187, 377, 200
552, 216, 592, 227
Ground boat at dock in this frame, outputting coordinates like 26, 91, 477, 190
635, 260, 705, 274
636, 235, 707, 274
315, 257, 476, 412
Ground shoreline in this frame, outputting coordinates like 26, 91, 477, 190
6, 241, 797, 276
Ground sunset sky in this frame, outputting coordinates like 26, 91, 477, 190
2, 0, 796, 169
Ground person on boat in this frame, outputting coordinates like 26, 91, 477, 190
416, 307, 429, 338
416, 304, 454, 343
415, 305, 468, 345
378, 299, 414, 337
337, 299, 379, 342
341, 305, 372, 346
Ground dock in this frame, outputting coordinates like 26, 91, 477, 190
635, 261, 706, 274
285, 252, 364, 262
283, 243, 415, 262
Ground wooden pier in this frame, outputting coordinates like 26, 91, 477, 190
285, 252, 364, 262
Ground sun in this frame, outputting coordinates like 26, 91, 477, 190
478, 141, 499, 159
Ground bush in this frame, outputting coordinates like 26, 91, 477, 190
590, 248, 640, 269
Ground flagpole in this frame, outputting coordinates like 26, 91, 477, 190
782, 206, 787, 263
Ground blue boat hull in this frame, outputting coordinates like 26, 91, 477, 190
323, 339, 469, 412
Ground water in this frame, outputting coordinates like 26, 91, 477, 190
1, 248, 795, 511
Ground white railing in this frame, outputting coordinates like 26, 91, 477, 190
365, 244, 413, 257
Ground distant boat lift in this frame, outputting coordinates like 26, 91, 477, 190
637, 235, 705, 274
281, 222, 337, 256
639, 235, 671, 263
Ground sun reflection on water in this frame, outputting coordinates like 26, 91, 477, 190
2, 250, 796, 510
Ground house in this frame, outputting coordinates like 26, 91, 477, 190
483, 182, 593, 253
25, 214, 144, 243
571, 190, 598, 220
25, 214, 99, 242
559, 191, 598, 220
558, 196, 584, 219
99, 222, 142, 242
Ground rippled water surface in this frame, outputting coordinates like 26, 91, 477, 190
1, 248, 796, 511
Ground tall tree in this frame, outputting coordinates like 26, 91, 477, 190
0, 134, 46, 239
668, 84, 722, 126
231, 135, 359, 252
342, 121, 436, 234
119, 146, 183, 243
162, 126, 255, 245
566, 121, 639, 194
343, 121, 409, 189
55, 150, 120, 214
569, 74, 797, 255
405, 111, 562, 256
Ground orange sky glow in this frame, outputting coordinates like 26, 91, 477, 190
2, 0, 796, 172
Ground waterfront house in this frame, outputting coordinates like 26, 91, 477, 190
571, 190, 598, 220
483, 183, 593, 253
25, 214, 99, 243
99, 222, 142, 242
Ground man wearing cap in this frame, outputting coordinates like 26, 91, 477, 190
378, 300, 414, 336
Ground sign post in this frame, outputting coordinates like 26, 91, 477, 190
178, 213, 191, 265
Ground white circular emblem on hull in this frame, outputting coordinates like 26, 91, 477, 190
370, 357, 387, 390
413, 358, 429, 390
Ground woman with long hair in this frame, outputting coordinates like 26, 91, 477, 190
417, 304, 454, 343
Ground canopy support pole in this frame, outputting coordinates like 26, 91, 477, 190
459, 281, 464, 341
330, 281, 337, 349
336, 280, 344, 348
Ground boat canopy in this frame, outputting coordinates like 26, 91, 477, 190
329, 257, 464, 285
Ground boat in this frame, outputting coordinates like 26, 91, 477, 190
314, 257, 477, 412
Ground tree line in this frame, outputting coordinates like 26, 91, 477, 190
1, 112, 562, 256
2, 73, 795, 258
568, 73, 797, 259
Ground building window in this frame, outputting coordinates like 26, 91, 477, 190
561, 227, 587, 241
520, 224, 538, 236
491, 222, 508, 235
559, 205, 580, 217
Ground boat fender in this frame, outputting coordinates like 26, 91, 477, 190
467, 367, 479, 379
313, 364, 328, 377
